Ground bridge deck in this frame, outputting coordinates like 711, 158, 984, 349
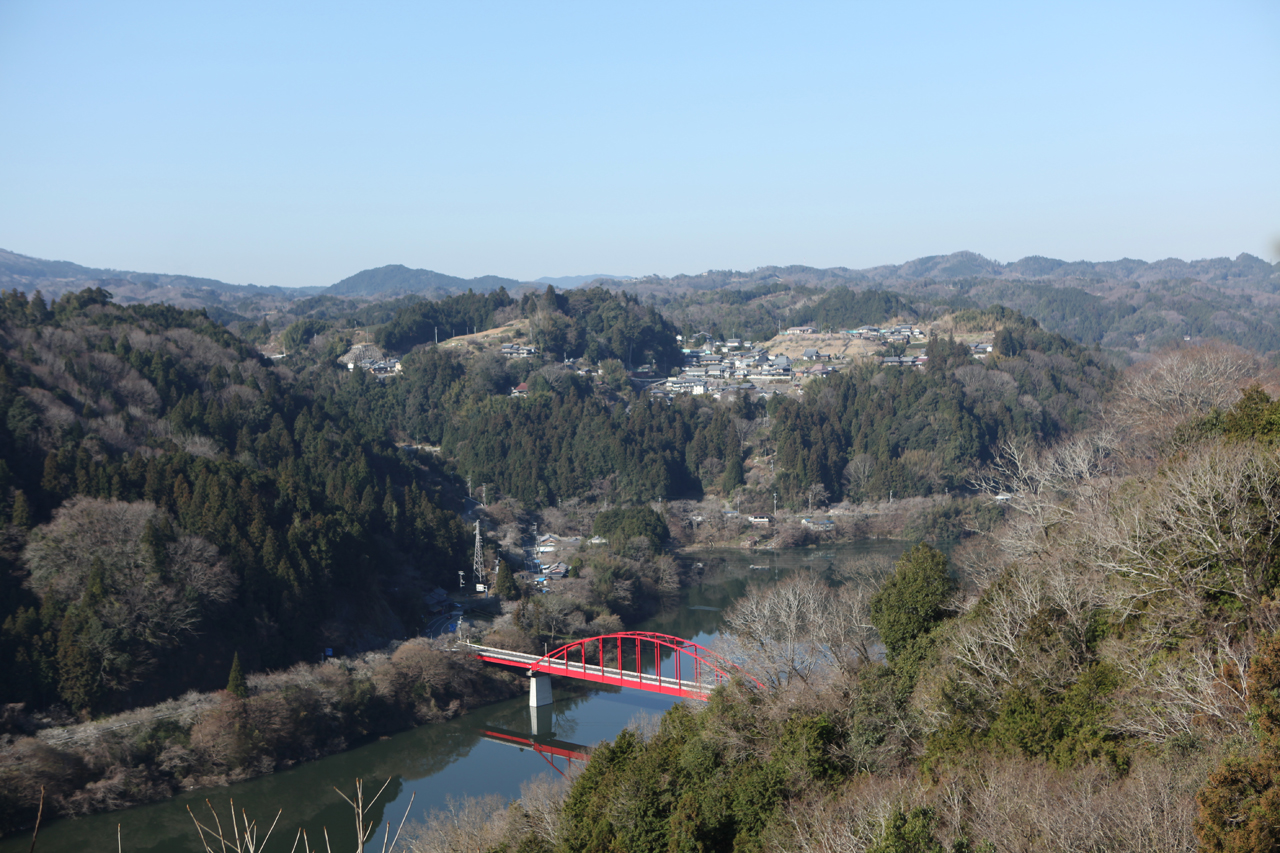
461, 642, 721, 699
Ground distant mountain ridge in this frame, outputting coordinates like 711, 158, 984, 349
535, 274, 630, 289
325, 264, 527, 297
7, 245, 1279, 354
597, 251, 1279, 293
865, 250, 1277, 286
0, 248, 325, 316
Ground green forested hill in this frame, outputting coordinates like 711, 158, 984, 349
0, 287, 468, 716
769, 321, 1115, 504
326, 264, 526, 298
294, 299, 1112, 511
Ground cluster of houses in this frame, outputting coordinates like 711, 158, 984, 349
337, 344, 403, 379
348, 357, 402, 378
646, 336, 857, 400
499, 342, 539, 358
517, 531, 612, 589
651, 344, 796, 399
845, 324, 925, 344
787, 324, 925, 343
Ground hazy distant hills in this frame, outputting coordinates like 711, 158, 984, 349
5, 246, 1280, 352
0, 248, 324, 312
326, 268, 638, 297
535, 274, 630, 289
864, 250, 1277, 285
7, 247, 1274, 304
325, 264, 528, 298
600, 251, 1279, 293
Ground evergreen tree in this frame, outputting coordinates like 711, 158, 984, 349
494, 562, 519, 601
870, 543, 953, 659
226, 652, 248, 698
10, 490, 30, 528
721, 449, 745, 494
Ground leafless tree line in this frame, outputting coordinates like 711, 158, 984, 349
782, 751, 1206, 853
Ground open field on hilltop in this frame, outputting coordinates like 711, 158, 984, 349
438, 319, 532, 352
756, 332, 883, 362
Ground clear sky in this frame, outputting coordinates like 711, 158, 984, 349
1, 1, 1277, 287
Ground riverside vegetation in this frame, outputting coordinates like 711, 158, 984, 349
0, 280, 1269, 849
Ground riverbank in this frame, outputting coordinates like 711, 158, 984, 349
0, 637, 521, 837
0, 538, 913, 839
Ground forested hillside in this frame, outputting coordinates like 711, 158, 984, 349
0, 281, 1118, 726
0, 288, 469, 717
311, 307, 1112, 510
769, 319, 1115, 504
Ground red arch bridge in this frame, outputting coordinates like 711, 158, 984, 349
462, 631, 761, 705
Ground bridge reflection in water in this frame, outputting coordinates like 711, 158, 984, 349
480, 706, 591, 778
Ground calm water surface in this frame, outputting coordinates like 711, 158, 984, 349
6, 542, 901, 852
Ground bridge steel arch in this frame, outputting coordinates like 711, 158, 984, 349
468, 631, 762, 701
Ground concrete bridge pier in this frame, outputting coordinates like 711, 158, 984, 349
529, 673, 552, 708
531, 703, 554, 736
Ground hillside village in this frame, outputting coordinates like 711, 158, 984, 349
650, 323, 933, 400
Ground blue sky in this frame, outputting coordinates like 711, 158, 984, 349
1, 1, 1277, 287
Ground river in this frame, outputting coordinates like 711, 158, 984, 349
5, 542, 902, 853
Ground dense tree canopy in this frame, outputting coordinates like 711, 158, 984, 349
0, 288, 469, 714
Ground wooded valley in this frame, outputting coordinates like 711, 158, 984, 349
1, 267, 1279, 850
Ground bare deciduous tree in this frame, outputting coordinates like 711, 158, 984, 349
841, 454, 876, 499
24, 497, 235, 690
972, 431, 1120, 560
405, 793, 511, 853
1109, 343, 1270, 458
516, 772, 571, 847
1094, 443, 1280, 630
719, 573, 879, 690
1106, 631, 1253, 744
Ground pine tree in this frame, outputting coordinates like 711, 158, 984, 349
10, 490, 30, 528
226, 652, 248, 698
869, 543, 953, 660
40, 453, 61, 502
721, 449, 745, 494
494, 561, 519, 600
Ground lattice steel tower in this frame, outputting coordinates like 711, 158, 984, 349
472, 521, 486, 592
